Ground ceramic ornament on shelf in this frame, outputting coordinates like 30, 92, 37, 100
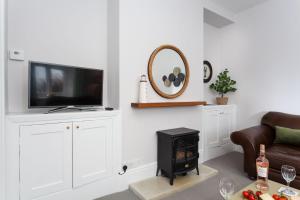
139, 74, 148, 103
161, 67, 185, 88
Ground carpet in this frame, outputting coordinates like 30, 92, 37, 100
96, 152, 251, 200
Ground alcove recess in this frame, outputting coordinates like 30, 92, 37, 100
132, 7, 234, 109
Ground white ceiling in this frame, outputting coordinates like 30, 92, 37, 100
204, 8, 234, 28
210, 0, 268, 13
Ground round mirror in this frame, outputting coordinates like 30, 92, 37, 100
148, 45, 190, 99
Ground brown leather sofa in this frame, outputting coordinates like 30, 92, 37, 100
231, 112, 300, 189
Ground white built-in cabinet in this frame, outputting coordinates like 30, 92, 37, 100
202, 105, 236, 161
73, 119, 113, 187
20, 122, 73, 200
6, 111, 121, 200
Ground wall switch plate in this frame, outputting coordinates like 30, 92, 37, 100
9, 49, 25, 61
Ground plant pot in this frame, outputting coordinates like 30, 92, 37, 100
216, 97, 228, 105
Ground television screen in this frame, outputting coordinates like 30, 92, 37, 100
29, 61, 103, 108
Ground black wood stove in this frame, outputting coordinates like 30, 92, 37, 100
156, 127, 200, 185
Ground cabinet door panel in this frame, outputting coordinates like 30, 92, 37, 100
219, 111, 233, 144
20, 123, 72, 200
204, 110, 220, 148
73, 119, 113, 187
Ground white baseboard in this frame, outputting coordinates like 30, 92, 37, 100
14, 163, 158, 200
117, 154, 206, 193
113, 147, 243, 197
118, 162, 157, 191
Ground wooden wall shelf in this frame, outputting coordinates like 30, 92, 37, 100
131, 101, 207, 109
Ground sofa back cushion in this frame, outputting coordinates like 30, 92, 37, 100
275, 126, 300, 146
262, 112, 300, 129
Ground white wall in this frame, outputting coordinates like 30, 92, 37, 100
119, 0, 204, 166
5, 0, 205, 174
107, 0, 119, 109
7, 0, 108, 112
203, 23, 223, 104
221, 0, 300, 129
0, 0, 5, 198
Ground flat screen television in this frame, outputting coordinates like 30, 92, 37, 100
29, 61, 103, 108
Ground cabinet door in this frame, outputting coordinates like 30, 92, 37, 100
203, 110, 220, 148
20, 123, 72, 200
219, 110, 233, 145
73, 119, 113, 187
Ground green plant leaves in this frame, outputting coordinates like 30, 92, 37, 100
209, 69, 237, 97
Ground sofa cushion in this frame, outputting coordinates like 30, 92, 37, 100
266, 144, 300, 175
275, 126, 300, 146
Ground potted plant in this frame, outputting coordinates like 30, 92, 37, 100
209, 69, 237, 105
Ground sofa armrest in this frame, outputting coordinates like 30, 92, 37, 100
231, 125, 274, 153
230, 125, 274, 178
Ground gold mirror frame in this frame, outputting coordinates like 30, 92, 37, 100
148, 45, 190, 99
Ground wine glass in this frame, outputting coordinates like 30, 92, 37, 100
219, 177, 235, 200
281, 165, 296, 196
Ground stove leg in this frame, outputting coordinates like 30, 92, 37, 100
196, 166, 199, 175
170, 176, 174, 185
156, 168, 160, 176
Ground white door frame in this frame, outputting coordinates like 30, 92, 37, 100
0, 0, 6, 199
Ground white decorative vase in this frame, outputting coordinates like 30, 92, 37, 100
139, 75, 147, 103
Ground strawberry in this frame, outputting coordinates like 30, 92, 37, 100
243, 191, 250, 198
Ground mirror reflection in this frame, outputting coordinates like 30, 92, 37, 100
148, 45, 189, 99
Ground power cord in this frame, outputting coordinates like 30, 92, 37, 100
118, 165, 128, 175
